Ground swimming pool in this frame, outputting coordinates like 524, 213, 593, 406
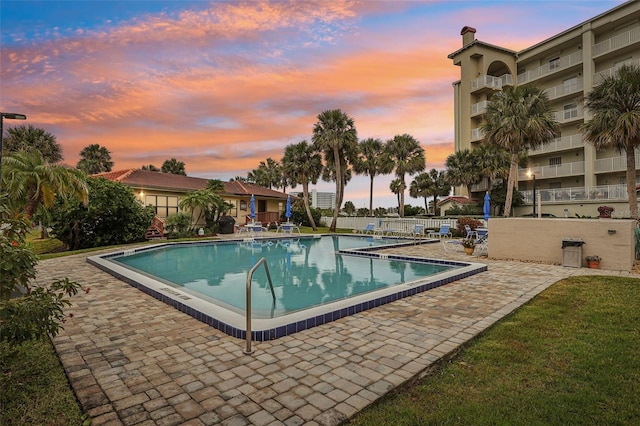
88, 235, 487, 340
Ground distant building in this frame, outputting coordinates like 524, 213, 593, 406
291, 189, 336, 209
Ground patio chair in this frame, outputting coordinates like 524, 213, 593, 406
411, 224, 425, 238
464, 224, 475, 239
428, 224, 452, 239
359, 223, 376, 234
442, 233, 488, 253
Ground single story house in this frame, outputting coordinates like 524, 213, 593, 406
94, 169, 290, 228
437, 196, 476, 216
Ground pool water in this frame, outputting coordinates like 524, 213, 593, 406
113, 235, 451, 318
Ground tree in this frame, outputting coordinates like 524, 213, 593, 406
282, 141, 322, 230
76, 144, 114, 174
384, 134, 426, 217
445, 149, 480, 198
2, 150, 88, 232
141, 164, 160, 172
343, 201, 356, 216
481, 85, 559, 217
353, 138, 394, 216
161, 158, 186, 176
390, 178, 403, 210
312, 109, 358, 231
248, 158, 283, 190
50, 177, 155, 250
410, 169, 449, 214
473, 144, 512, 193
582, 64, 640, 220
2, 124, 63, 163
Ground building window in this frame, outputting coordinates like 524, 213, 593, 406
563, 103, 578, 120
549, 57, 560, 70
144, 195, 178, 218
563, 77, 578, 93
549, 157, 562, 166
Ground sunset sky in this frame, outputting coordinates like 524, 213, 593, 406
0, 0, 626, 208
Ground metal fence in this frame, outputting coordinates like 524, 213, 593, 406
320, 216, 461, 234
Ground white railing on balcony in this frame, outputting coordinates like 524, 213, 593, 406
594, 58, 640, 83
593, 26, 640, 57
471, 100, 489, 116
517, 51, 583, 85
471, 127, 484, 141
471, 73, 513, 92
471, 179, 490, 192
521, 184, 629, 205
518, 161, 585, 180
554, 105, 584, 124
594, 151, 640, 173
529, 134, 585, 155
544, 77, 583, 100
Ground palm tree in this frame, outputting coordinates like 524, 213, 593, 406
179, 189, 223, 230
410, 169, 449, 214
353, 138, 394, 216
282, 141, 322, 230
445, 149, 480, 198
161, 158, 186, 176
249, 158, 283, 190
481, 85, 560, 217
141, 164, 160, 172
2, 124, 63, 163
389, 178, 403, 211
385, 134, 426, 217
312, 109, 358, 231
77, 144, 114, 174
582, 64, 640, 220
2, 150, 88, 237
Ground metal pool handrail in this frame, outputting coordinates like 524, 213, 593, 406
244, 257, 275, 354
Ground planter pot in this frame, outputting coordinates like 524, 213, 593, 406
588, 260, 600, 269
464, 247, 475, 255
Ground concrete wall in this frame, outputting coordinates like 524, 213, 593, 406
488, 218, 636, 271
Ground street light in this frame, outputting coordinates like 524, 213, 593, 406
0, 112, 28, 193
527, 169, 536, 217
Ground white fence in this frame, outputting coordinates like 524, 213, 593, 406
320, 216, 462, 234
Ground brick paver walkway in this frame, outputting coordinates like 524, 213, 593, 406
36, 239, 636, 425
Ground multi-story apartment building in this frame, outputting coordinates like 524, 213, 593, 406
290, 189, 336, 210
448, 0, 640, 218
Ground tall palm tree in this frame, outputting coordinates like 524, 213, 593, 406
282, 141, 322, 230
77, 144, 114, 174
410, 169, 449, 214
582, 64, 640, 220
2, 150, 88, 237
474, 143, 512, 192
481, 85, 559, 217
445, 149, 480, 198
2, 124, 63, 163
250, 158, 283, 190
312, 109, 358, 231
353, 138, 394, 216
389, 178, 403, 212
384, 134, 426, 217
161, 158, 186, 176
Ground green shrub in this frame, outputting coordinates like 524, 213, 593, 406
165, 212, 192, 234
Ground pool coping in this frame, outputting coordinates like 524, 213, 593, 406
87, 235, 487, 341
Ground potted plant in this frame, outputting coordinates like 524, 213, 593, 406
585, 255, 601, 269
461, 238, 476, 255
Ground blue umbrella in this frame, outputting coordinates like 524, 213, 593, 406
483, 191, 491, 221
250, 194, 256, 221
285, 195, 292, 221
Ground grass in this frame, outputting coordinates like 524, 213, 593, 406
349, 275, 640, 425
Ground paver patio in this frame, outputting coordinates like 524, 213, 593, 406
37, 239, 636, 425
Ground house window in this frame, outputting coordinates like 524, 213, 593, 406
549, 57, 560, 70
563, 103, 578, 120
549, 157, 562, 166
144, 195, 178, 218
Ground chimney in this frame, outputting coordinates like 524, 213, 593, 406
461, 26, 476, 47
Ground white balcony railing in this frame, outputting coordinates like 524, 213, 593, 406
594, 58, 640, 83
517, 51, 583, 85
554, 105, 584, 124
593, 26, 640, 57
520, 184, 629, 205
470, 100, 489, 116
517, 161, 585, 180
470, 127, 484, 141
471, 73, 513, 92
544, 77, 583, 100
528, 134, 585, 155
594, 151, 640, 173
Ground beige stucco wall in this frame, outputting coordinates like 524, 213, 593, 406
488, 218, 636, 271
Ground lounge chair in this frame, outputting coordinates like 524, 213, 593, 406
443, 233, 488, 253
411, 224, 425, 238
428, 224, 452, 239
359, 223, 376, 234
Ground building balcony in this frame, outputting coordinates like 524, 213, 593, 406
544, 77, 583, 101
528, 134, 585, 155
517, 51, 583, 85
594, 151, 640, 173
554, 105, 584, 124
521, 184, 628, 205
470, 127, 484, 142
471, 74, 513, 93
593, 26, 640, 57
518, 161, 585, 180
470, 100, 489, 117
594, 58, 640, 82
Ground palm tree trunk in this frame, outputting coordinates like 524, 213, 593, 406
330, 147, 342, 232
503, 154, 519, 217
626, 150, 638, 220
399, 176, 405, 217
369, 176, 374, 216
302, 182, 317, 231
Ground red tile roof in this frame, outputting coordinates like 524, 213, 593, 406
436, 196, 474, 206
93, 169, 289, 199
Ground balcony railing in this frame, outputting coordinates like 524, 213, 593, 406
517, 51, 583, 85
518, 161, 585, 180
544, 77, 583, 100
471, 74, 513, 92
594, 151, 640, 173
471, 127, 484, 142
554, 105, 584, 124
470, 100, 489, 116
594, 58, 640, 83
528, 134, 585, 155
521, 184, 629, 205
593, 26, 640, 57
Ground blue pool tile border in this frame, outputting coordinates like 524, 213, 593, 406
88, 236, 487, 342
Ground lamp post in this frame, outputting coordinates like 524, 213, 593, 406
0, 112, 28, 193
527, 170, 536, 217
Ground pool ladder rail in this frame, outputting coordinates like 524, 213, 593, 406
244, 257, 275, 354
